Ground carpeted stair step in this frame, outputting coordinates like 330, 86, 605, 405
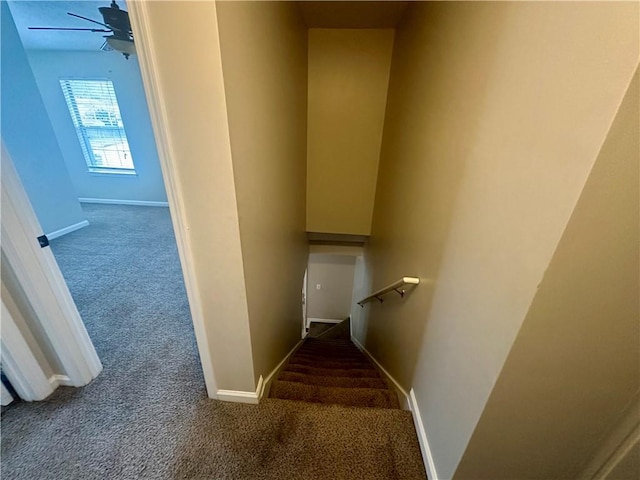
297, 342, 363, 351
287, 356, 373, 370
295, 348, 365, 359
305, 337, 353, 345
270, 319, 403, 410
270, 380, 400, 409
294, 351, 369, 363
284, 363, 382, 379
295, 345, 364, 355
277, 371, 389, 389
305, 338, 355, 346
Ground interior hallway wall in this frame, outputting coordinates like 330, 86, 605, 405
27, 50, 167, 203
354, 2, 640, 479
454, 68, 640, 480
1, 2, 85, 235
306, 29, 394, 235
306, 254, 356, 322
216, 1, 309, 384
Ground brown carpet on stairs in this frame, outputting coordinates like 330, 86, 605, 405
307, 321, 336, 337
263, 319, 427, 478
272, 320, 401, 408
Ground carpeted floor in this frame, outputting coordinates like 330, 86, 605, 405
1, 204, 426, 479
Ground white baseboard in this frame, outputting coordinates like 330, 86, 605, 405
350, 335, 410, 410
409, 388, 439, 480
216, 376, 263, 405
581, 392, 640, 479
351, 335, 434, 478
46, 220, 89, 240
79, 198, 169, 207
260, 339, 305, 400
48, 374, 72, 388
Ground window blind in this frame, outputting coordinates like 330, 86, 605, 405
60, 79, 135, 173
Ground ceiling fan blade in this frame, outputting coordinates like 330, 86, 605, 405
28, 27, 112, 32
67, 12, 116, 31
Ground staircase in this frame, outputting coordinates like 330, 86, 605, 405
270, 323, 400, 409
264, 319, 427, 479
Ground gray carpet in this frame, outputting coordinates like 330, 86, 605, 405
1, 204, 426, 479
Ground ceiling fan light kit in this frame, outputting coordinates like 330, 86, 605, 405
28, 1, 135, 59
106, 37, 135, 58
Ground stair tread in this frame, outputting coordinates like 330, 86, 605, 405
298, 343, 362, 351
292, 352, 369, 362
271, 319, 401, 410
277, 371, 389, 389
288, 358, 373, 370
270, 380, 399, 409
296, 347, 364, 355
284, 363, 381, 379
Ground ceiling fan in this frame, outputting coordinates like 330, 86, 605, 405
28, 1, 135, 59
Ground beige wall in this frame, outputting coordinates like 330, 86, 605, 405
216, 1, 309, 384
354, 2, 639, 479
454, 68, 640, 480
306, 29, 394, 235
307, 254, 356, 320
133, 0, 255, 392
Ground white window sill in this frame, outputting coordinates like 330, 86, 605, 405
88, 170, 137, 176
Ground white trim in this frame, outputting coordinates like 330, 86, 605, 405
127, 2, 219, 396
582, 393, 640, 479
48, 374, 73, 388
217, 375, 263, 405
260, 339, 305, 400
351, 335, 435, 477
307, 318, 344, 324
409, 388, 439, 480
46, 220, 90, 240
351, 335, 410, 409
1, 298, 55, 401
1, 382, 14, 406
79, 198, 169, 207
1, 144, 102, 389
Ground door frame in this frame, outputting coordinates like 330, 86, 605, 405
125, 1, 219, 396
1, 143, 102, 394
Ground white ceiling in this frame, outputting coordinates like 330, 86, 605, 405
8, 1, 125, 51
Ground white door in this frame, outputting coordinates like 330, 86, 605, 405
1, 143, 102, 399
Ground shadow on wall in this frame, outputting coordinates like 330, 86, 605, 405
360, 2, 510, 389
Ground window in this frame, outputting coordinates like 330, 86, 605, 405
60, 79, 135, 174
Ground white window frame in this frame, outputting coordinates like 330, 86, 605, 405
60, 78, 136, 175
